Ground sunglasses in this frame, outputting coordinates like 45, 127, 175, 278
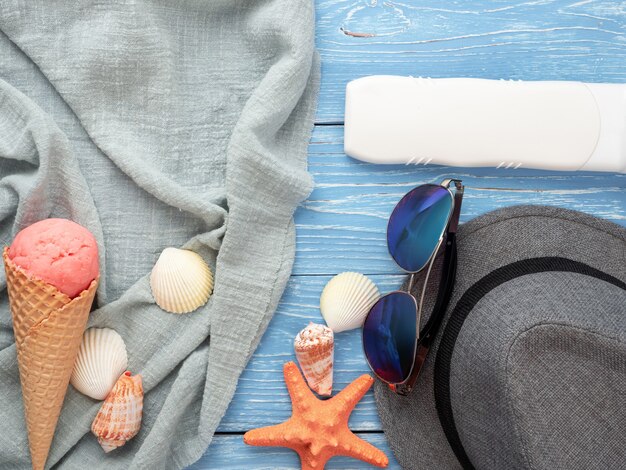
362, 178, 464, 395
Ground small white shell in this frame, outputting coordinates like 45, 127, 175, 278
150, 247, 214, 314
320, 272, 380, 333
71, 328, 128, 400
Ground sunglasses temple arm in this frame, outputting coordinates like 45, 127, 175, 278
414, 181, 463, 318
397, 233, 458, 395
414, 185, 463, 365
447, 180, 464, 235
416, 179, 463, 339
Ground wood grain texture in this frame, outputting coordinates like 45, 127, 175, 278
217, 274, 404, 433
316, 0, 626, 122
295, 125, 625, 275
193, 0, 626, 467
189, 433, 400, 470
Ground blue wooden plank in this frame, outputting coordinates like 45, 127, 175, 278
294, 125, 625, 275
315, 0, 626, 122
189, 433, 400, 470
217, 274, 404, 432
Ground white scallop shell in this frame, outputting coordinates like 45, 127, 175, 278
320, 272, 380, 333
71, 328, 128, 400
150, 247, 214, 314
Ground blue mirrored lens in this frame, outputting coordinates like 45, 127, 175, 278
363, 292, 417, 384
387, 184, 453, 272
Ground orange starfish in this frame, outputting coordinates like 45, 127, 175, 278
243, 361, 388, 470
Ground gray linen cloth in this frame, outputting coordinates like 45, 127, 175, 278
0, 1, 319, 468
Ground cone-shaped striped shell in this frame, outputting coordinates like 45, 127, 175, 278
91, 372, 143, 453
320, 272, 380, 333
294, 323, 334, 396
150, 247, 214, 314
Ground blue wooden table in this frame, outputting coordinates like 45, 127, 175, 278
192, 1, 626, 468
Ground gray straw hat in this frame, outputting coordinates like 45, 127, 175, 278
374, 205, 626, 470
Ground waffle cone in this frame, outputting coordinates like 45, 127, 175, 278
3, 248, 98, 470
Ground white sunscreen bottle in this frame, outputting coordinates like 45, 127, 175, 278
344, 76, 626, 173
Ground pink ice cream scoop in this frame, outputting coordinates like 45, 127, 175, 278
8, 218, 99, 299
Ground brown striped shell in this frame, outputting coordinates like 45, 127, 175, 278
91, 371, 143, 452
294, 323, 334, 396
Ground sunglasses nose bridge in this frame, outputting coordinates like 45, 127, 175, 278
406, 273, 417, 293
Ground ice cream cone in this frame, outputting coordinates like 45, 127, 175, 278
3, 248, 98, 470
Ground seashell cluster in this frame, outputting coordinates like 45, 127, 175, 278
150, 247, 214, 314
294, 323, 334, 396
92, 371, 143, 453
320, 272, 380, 333
71, 328, 128, 400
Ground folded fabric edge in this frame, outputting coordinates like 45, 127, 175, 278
163, 51, 322, 470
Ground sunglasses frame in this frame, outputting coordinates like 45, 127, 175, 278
362, 178, 464, 395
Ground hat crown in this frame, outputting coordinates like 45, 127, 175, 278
449, 272, 626, 469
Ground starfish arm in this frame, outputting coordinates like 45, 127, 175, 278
339, 430, 389, 468
283, 361, 317, 412
243, 421, 293, 448
297, 448, 332, 470
329, 374, 374, 413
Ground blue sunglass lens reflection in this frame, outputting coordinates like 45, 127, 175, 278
387, 184, 453, 272
363, 292, 417, 384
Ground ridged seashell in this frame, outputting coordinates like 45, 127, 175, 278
294, 323, 334, 396
92, 371, 143, 453
320, 272, 380, 333
150, 247, 214, 314
71, 328, 129, 400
